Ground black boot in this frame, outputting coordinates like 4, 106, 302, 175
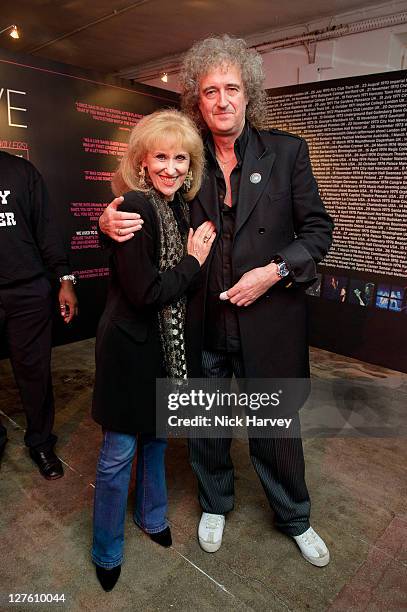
149, 527, 172, 547
95, 564, 121, 591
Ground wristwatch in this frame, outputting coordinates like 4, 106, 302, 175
59, 274, 77, 285
272, 257, 290, 279
276, 261, 289, 278
272, 256, 292, 288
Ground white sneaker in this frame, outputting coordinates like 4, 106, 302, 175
293, 526, 330, 567
198, 512, 225, 553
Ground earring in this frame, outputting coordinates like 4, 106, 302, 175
139, 165, 147, 189
183, 170, 193, 192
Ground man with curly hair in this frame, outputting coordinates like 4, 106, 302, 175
99, 35, 333, 567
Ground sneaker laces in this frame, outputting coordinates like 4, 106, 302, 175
301, 533, 312, 545
293, 527, 329, 565
205, 515, 223, 530
298, 528, 317, 546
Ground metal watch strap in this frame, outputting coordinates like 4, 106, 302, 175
59, 274, 77, 285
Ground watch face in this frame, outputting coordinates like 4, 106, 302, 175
278, 262, 289, 277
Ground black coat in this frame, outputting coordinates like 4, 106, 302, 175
92, 191, 200, 434
185, 127, 334, 379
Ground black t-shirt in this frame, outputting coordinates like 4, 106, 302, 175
0, 152, 69, 286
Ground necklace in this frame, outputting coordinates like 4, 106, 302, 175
216, 155, 235, 170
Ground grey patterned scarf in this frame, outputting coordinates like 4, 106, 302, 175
147, 190, 190, 379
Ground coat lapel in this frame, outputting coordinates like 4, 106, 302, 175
196, 172, 221, 230
235, 130, 276, 237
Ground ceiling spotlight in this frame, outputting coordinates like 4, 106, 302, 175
10, 25, 20, 39
161, 73, 168, 83
0, 24, 20, 39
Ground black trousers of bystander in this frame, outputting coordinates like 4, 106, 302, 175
0, 275, 57, 451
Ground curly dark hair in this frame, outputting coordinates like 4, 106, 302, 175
179, 34, 267, 132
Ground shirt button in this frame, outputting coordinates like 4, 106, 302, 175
258, 227, 266, 234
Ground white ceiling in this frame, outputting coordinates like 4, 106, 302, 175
0, 0, 401, 76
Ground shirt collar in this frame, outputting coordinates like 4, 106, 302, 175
206, 121, 250, 167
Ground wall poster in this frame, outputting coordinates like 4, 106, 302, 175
266, 71, 407, 371
0, 49, 178, 345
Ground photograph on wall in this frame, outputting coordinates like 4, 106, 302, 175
348, 279, 375, 307
322, 274, 348, 302
375, 284, 405, 312
306, 273, 322, 297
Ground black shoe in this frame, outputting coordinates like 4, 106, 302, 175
95, 564, 121, 592
29, 447, 64, 480
149, 526, 172, 547
0, 438, 7, 463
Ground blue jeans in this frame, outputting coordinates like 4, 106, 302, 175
92, 430, 168, 568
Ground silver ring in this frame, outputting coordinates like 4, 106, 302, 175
117, 228, 122, 236
203, 235, 210, 243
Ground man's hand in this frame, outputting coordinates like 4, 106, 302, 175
58, 281, 78, 323
99, 196, 144, 243
225, 263, 280, 307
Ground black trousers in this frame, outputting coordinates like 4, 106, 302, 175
188, 349, 310, 536
0, 276, 56, 451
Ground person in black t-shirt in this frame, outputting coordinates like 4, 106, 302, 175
0, 151, 77, 479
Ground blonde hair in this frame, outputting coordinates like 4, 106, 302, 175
112, 108, 204, 201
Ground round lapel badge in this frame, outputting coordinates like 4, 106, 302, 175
250, 172, 262, 184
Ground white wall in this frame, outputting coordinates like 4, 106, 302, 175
140, 22, 407, 92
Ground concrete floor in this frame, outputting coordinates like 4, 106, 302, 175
0, 340, 406, 612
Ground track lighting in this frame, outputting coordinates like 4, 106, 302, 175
0, 24, 20, 39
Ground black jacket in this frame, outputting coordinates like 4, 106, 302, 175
92, 191, 200, 433
185, 126, 334, 379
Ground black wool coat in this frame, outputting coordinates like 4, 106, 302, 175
92, 191, 200, 434
185, 126, 334, 379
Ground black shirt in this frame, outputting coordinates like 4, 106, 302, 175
0, 151, 69, 286
203, 124, 249, 352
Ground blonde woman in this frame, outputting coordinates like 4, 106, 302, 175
91, 109, 215, 591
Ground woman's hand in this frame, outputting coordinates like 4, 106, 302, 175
187, 221, 216, 266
